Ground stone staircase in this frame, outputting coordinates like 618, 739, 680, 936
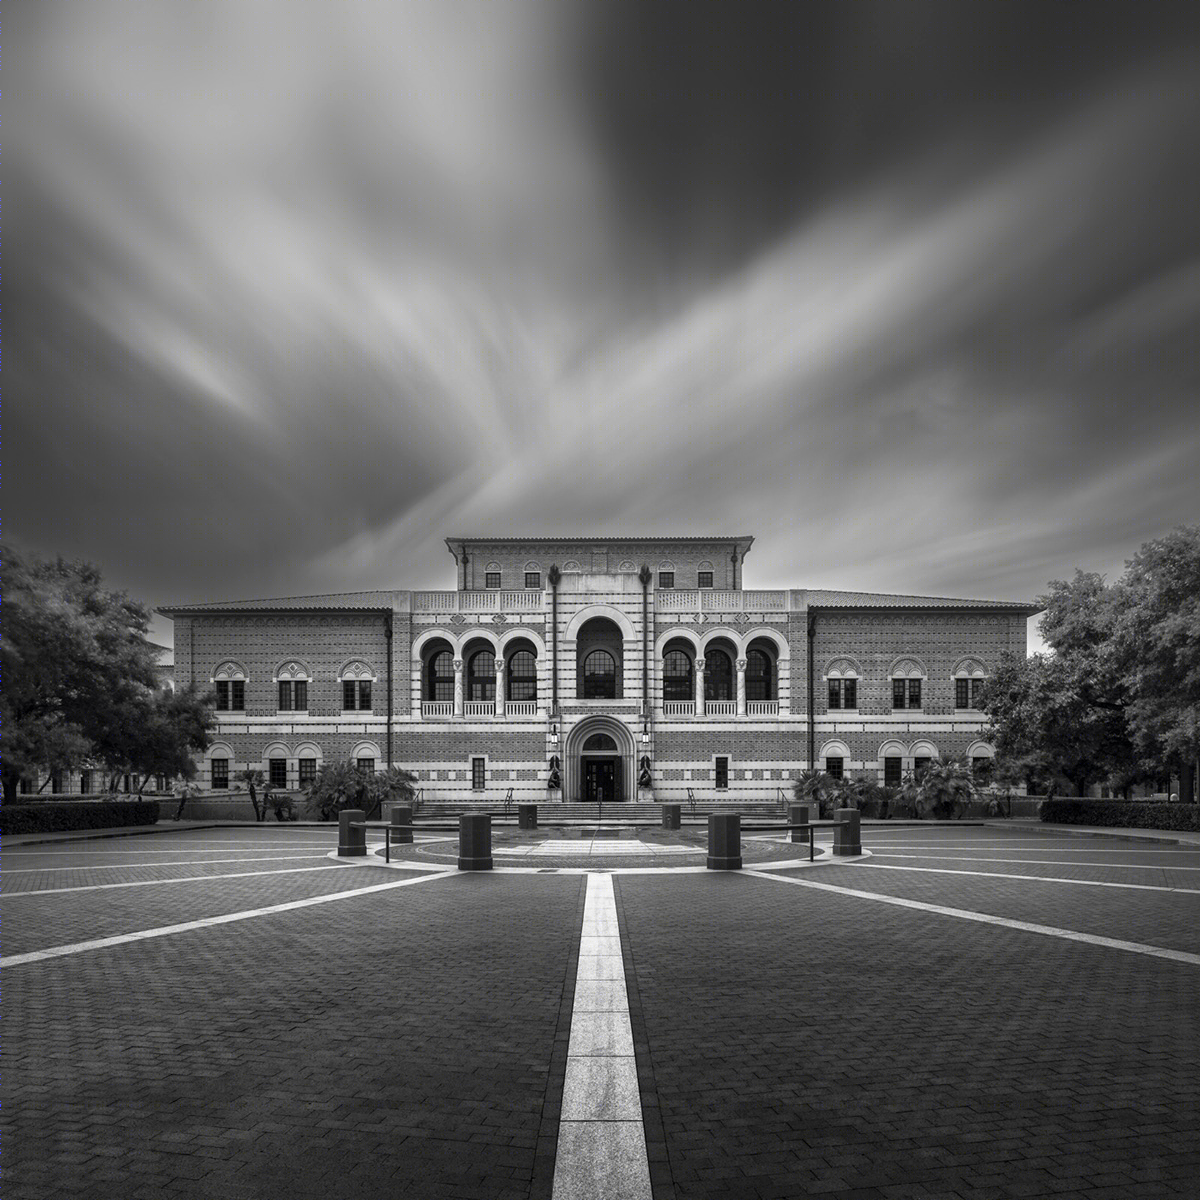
414, 799, 786, 819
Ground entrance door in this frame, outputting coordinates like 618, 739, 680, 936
583, 758, 620, 803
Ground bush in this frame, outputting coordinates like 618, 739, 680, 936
0, 799, 161, 834
1040, 798, 1200, 831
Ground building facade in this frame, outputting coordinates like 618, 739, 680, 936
161, 536, 1036, 802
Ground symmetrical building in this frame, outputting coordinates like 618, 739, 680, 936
160, 537, 1036, 802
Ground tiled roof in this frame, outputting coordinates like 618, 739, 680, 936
805, 589, 1039, 613
158, 591, 401, 614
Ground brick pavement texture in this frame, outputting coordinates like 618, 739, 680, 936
615, 868, 1200, 1200
4, 872, 583, 1200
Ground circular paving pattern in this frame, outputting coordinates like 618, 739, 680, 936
373, 825, 833, 870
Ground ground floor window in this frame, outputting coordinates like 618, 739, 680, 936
299, 759, 317, 787
357, 757, 375, 775
50, 772, 63, 794
714, 756, 729, 789
79, 770, 92, 794
471, 757, 486, 790
884, 757, 902, 787
269, 759, 287, 788
826, 756, 844, 780
19, 778, 34, 795
972, 757, 992, 780
211, 758, 229, 790
914, 757, 931, 778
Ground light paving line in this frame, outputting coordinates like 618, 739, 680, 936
552, 873, 652, 1200
871, 853, 1200, 871
1, 862, 356, 897
746, 871, 1200, 967
858, 843, 1197, 853
852, 862, 1200, 894
0, 854, 334, 873
1, 871, 456, 968
0, 846, 338, 856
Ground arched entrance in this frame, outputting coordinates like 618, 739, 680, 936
565, 716, 636, 803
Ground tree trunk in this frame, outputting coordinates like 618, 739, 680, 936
1181, 759, 1196, 805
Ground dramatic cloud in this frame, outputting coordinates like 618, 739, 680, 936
8, 2, 1200, 651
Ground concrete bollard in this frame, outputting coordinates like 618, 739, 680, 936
458, 812, 493, 871
833, 807, 862, 856
707, 812, 742, 870
390, 805, 413, 844
788, 804, 810, 844
338, 808, 367, 857
661, 803, 681, 830
518, 803, 538, 830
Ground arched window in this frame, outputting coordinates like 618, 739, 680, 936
662, 650, 693, 701
583, 733, 617, 751
507, 650, 537, 702
426, 651, 455, 701
746, 649, 773, 701
583, 650, 616, 699
468, 651, 495, 701
704, 649, 734, 701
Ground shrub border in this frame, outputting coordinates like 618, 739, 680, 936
0, 800, 162, 834
1040, 798, 1200, 832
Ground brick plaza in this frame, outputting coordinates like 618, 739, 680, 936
4, 822, 1199, 1199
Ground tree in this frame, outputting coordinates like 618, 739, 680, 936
236, 769, 267, 822
0, 550, 215, 802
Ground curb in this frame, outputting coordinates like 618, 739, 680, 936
983, 821, 1186, 846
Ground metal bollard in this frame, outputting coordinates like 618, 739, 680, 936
458, 812, 493, 871
390, 805, 413, 844
707, 812, 742, 870
518, 803, 538, 830
788, 804, 810, 844
661, 803, 681, 830
338, 808, 367, 857
833, 807, 862, 856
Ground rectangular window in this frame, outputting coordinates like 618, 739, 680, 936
155, 775, 168, 792
278, 681, 293, 710
907, 679, 922, 709
216, 680, 229, 710
828, 680, 841, 710
525, 571, 540, 589
485, 572, 501, 589
20, 778, 33, 795
343, 680, 371, 711
972, 756, 991, 777
51, 772, 63, 794
471, 757, 486, 791
123, 775, 133, 794
914, 757, 931, 778
843, 678, 857, 709
697, 571, 713, 588
357, 758, 375, 775
343, 680, 357, 710
658, 571, 674, 589
714, 756, 729, 789
884, 757, 902, 787
79, 770, 92, 795
299, 759, 317, 787
359, 681, 372, 712
294, 681, 307, 710
970, 678, 983, 708
231, 681, 245, 711
892, 678, 907, 709
955, 678, 970, 709
826, 756, 844, 780
211, 759, 229, 790
269, 758, 287, 789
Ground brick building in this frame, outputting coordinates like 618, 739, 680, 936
160, 536, 1036, 802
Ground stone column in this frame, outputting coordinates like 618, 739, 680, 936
736, 658, 747, 716
494, 656, 506, 718
694, 656, 705, 716
453, 659, 464, 716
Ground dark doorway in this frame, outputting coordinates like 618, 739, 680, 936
583, 758, 622, 803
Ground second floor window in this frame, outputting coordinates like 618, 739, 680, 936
583, 649, 616, 699
343, 680, 373, 711
427, 651, 455, 702
485, 572, 501, 589
697, 571, 713, 588
508, 651, 537, 701
216, 681, 245, 711
278, 681, 308, 711
956, 678, 985, 709
524, 571, 540, 589
468, 652, 495, 701
828, 678, 857, 710
663, 650, 693, 701
658, 571, 674, 589
892, 679, 922, 710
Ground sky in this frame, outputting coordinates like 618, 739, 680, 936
8, 2, 1200, 653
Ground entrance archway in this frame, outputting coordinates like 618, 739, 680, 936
565, 717, 636, 803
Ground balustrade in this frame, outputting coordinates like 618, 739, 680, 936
662, 700, 696, 717
463, 700, 495, 717
421, 701, 454, 718
704, 700, 737, 717
747, 700, 780, 716
506, 701, 538, 717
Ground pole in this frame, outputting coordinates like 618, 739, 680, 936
807, 610, 816, 772
384, 613, 393, 770
549, 565, 560, 715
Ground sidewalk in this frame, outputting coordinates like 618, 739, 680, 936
985, 818, 1200, 846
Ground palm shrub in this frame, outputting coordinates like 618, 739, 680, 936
915, 757, 977, 820
304, 761, 417, 821
235, 769, 267, 822
834, 773, 893, 818
793, 770, 837, 819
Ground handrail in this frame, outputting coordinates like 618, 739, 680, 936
686, 787, 696, 815
504, 787, 514, 816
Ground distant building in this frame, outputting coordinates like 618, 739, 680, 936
159, 536, 1036, 800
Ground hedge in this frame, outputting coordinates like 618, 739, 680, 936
1040, 798, 1200, 832
1, 800, 161, 834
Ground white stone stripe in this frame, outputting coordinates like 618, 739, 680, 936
853, 862, 1200, 894
1, 854, 333, 873
872, 853, 1200, 871
0, 871, 456, 968
1, 863, 357, 898
2, 846, 338, 855
552, 873, 652, 1200
746, 871, 1200, 967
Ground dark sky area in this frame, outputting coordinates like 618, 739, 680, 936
8, 2, 1200, 649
